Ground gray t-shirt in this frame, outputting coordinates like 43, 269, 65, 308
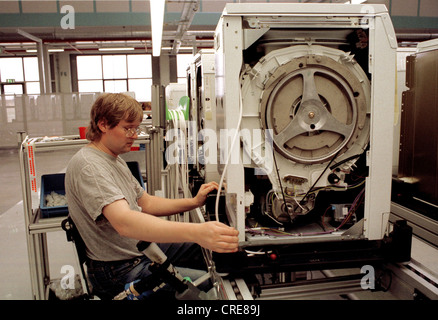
65, 146, 145, 261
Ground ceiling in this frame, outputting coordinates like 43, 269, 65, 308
0, 0, 216, 55
0, 0, 437, 55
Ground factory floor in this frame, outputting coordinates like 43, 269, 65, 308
0, 147, 435, 301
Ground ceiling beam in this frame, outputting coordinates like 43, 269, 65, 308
170, 0, 199, 55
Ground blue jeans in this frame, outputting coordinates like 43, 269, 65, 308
86, 242, 209, 300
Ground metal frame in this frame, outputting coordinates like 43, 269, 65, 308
218, 258, 438, 300
187, 48, 220, 183
386, 261, 438, 300
18, 133, 87, 299
219, 272, 369, 300
390, 202, 438, 248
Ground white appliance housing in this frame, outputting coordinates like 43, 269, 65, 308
213, 3, 397, 246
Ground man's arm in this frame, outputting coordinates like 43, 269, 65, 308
137, 181, 218, 217
102, 198, 239, 253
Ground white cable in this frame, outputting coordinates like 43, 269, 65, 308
168, 108, 192, 222
245, 249, 266, 256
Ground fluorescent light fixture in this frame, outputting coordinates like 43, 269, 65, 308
98, 47, 135, 51
26, 49, 64, 53
150, 0, 165, 56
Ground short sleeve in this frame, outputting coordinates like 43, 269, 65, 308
77, 164, 126, 221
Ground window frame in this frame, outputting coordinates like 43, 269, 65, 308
75, 53, 154, 102
0, 56, 40, 94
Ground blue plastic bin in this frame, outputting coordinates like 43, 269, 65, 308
40, 173, 69, 218
39, 163, 143, 218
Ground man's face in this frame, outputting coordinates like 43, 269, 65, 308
101, 118, 141, 156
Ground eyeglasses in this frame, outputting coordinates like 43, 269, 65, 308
123, 127, 142, 137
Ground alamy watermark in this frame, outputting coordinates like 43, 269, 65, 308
60, 5, 75, 30
164, 122, 274, 175
360, 4, 376, 30
60, 265, 75, 290
360, 265, 375, 290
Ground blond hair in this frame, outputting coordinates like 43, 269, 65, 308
86, 93, 143, 141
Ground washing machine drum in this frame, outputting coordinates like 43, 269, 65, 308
253, 45, 370, 165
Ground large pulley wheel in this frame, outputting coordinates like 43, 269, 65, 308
260, 53, 368, 164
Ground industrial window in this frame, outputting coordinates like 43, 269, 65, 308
77, 54, 152, 102
0, 57, 40, 94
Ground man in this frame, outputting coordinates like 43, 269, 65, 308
65, 93, 239, 300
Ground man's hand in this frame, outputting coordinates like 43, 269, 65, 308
193, 181, 219, 207
194, 221, 239, 253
